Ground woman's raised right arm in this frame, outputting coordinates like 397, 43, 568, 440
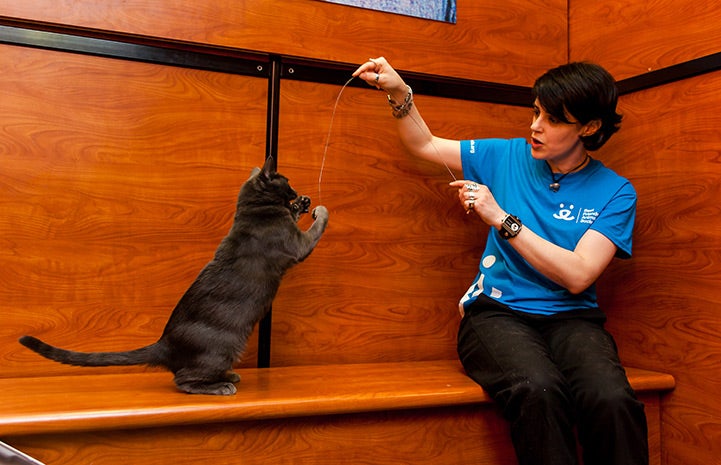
353, 57, 462, 172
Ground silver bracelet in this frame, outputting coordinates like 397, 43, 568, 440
387, 85, 413, 118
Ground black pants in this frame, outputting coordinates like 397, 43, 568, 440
457, 295, 648, 465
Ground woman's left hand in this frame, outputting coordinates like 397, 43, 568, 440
449, 180, 506, 228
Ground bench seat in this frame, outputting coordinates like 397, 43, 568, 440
0, 360, 675, 465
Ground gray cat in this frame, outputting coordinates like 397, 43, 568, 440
20, 156, 329, 395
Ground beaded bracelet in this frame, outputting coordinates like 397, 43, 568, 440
387, 85, 413, 118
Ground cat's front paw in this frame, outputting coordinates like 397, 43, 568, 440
294, 196, 311, 214
290, 196, 311, 221
312, 205, 329, 221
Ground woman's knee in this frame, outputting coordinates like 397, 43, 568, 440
577, 383, 643, 421
499, 373, 572, 419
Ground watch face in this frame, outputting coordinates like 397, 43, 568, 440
501, 215, 521, 239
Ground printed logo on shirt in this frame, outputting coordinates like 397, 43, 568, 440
469, 140, 476, 154
553, 203, 576, 221
552, 203, 599, 225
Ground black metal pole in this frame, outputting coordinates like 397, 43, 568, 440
257, 55, 281, 368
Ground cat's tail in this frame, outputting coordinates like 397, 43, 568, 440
19, 335, 164, 367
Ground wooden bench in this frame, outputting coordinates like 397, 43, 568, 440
0, 360, 674, 465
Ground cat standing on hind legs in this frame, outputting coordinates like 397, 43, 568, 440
20, 156, 329, 395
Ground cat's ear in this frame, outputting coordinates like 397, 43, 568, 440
262, 156, 276, 177
248, 167, 261, 179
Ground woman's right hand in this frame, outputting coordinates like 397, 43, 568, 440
352, 57, 408, 101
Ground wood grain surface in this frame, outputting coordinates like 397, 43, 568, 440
4, 406, 515, 465
0, 361, 487, 435
0, 44, 268, 377
0, 395, 664, 465
0, 361, 671, 464
0, 0, 566, 86
598, 71, 721, 465
0, 360, 673, 436
570, 0, 721, 80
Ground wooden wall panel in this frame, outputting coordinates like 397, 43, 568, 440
0, 0, 566, 86
597, 71, 721, 465
271, 79, 531, 365
0, 44, 268, 378
570, 0, 721, 80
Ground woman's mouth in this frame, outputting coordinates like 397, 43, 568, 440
531, 137, 543, 150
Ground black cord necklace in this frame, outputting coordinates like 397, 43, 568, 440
547, 154, 590, 192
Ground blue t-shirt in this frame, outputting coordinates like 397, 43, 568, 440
460, 138, 637, 316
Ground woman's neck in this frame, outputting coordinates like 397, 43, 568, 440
547, 151, 590, 174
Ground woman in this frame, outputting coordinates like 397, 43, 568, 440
353, 57, 648, 465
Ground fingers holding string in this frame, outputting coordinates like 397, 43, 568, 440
351, 57, 378, 75
352, 57, 384, 90
352, 57, 406, 94
449, 180, 482, 214
450, 180, 482, 196
353, 57, 380, 88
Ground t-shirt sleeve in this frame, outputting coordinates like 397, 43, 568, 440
591, 181, 637, 259
460, 138, 520, 184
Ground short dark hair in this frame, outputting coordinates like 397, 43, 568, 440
532, 62, 622, 151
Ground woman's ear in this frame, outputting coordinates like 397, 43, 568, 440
582, 119, 602, 137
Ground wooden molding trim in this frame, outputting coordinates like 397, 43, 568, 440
617, 52, 721, 95
2, 19, 720, 101
0, 21, 531, 106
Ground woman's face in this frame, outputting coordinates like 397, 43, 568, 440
529, 99, 587, 165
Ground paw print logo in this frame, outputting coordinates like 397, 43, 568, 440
553, 203, 575, 221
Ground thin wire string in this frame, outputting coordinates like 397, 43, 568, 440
318, 75, 355, 204
407, 110, 457, 182
318, 76, 457, 204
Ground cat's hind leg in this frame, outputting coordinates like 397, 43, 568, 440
178, 381, 236, 395
173, 368, 238, 396
225, 370, 241, 383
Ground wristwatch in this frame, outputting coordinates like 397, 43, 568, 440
498, 214, 522, 240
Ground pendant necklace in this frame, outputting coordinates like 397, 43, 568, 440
547, 154, 590, 192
